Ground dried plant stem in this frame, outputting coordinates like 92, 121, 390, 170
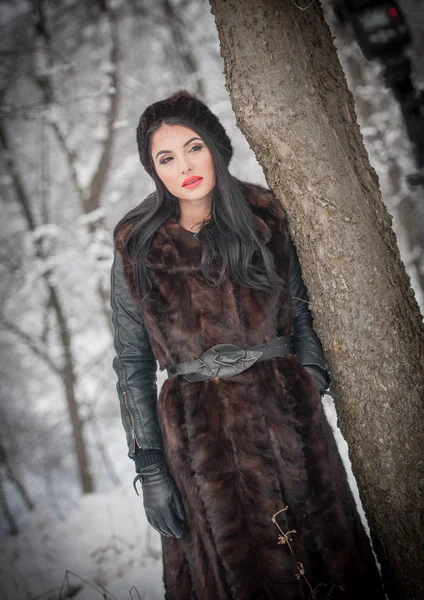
271, 505, 345, 599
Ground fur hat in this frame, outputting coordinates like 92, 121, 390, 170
136, 89, 233, 177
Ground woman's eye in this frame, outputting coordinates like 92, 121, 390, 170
159, 145, 202, 165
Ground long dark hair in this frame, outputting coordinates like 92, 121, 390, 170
113, 116, 286, 307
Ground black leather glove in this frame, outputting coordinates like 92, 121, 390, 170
133, 460, 186, 538
303, 364, 330, 396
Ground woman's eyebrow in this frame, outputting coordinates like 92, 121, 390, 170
155, 137, 202, 160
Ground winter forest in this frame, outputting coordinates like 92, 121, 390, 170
0, 0, 423, 598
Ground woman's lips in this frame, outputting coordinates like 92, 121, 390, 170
182, 177, 203, 189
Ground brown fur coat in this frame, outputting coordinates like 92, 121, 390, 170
116, 181, 385, 599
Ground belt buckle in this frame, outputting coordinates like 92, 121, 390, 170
184, 343, 263, 381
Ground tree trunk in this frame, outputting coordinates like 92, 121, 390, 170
86, 1, 120, 215
0, 441, 34, 512
0, 482, 18, 536
51, 285, 94, 495
161, 0, 206, 98
209, 1, 424, 598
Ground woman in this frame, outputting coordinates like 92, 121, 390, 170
110, 90, 385, 599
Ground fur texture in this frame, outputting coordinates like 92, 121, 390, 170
117, 182, 385, 599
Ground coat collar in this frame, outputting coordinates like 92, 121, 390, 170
144, 180, 286, 272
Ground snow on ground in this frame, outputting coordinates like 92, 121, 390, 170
321, 393, 383, 579
0, 393, 382, 600
0, 485, 165, 600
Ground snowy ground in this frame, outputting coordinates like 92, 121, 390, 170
0, 483, 165, 600
0, 393, 381, 600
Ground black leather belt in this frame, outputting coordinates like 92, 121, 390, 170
166, 335, 293, 382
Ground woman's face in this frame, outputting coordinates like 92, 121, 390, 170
150, 124, 216, 203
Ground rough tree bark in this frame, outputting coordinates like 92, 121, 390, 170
209, 1, 424, 599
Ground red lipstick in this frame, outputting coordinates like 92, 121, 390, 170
182, 176, 203, 188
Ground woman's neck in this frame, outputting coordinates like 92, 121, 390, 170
178, 197, 212, 233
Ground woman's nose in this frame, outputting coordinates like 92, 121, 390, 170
180, 155, 192, 173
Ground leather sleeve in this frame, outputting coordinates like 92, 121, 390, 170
110, 250, 165, 470
288, 235, 333, 396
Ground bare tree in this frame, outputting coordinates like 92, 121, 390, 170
28, 0, 120, 332
209, 0, 424, 598
0, 441, 34, 536
161, 0, 205, 97
0, 121, 94, 494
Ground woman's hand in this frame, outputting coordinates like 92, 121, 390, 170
134, 461, 186, 538
303, 365, 341, 400
303, 364, 329, 396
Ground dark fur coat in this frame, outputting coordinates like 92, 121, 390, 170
116, 182, 385, 599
